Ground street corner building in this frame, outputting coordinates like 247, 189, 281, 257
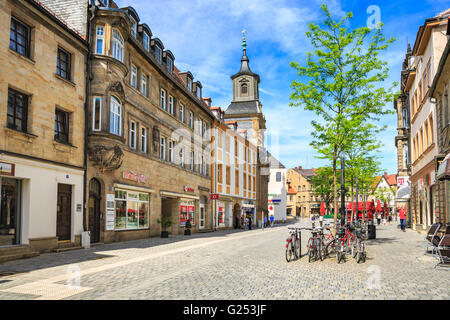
84, 2, 215, 242
400, 10, 450, 232
0, 0, 88, 255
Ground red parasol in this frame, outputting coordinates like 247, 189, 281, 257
320, 202, 326, 215
376, 200, 382, 213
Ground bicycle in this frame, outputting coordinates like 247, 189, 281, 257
323, 223, 336, 257
352, 222, 367, 263
307, 226, 325, 262
335, 222, 356, 263
285, 227, 301, 262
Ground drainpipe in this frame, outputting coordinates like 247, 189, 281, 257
83, 1, 96, 231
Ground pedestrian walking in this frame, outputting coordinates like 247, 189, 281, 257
388, 214, 392, 225
377, 213, 381, 225
248, 216, 252, 230
399, 208, 406, 232
264, 215, 267, 228
311, 215, 316, 228
319, 214, 324, 227
270, 215, 274, 227
241, 215, 245, 230
235, 215, 239, 229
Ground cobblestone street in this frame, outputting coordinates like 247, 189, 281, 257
0, 220, 448, 300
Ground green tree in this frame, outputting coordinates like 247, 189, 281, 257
290, 5, 396, 224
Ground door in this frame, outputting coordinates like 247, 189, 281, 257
88, 178, 101, 243
57, 184, 72, 241
0, 178, 21, 246
199, 204, 205, 229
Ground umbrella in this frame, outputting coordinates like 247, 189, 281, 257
320, 202, 326, 215
376, 200, 382, 213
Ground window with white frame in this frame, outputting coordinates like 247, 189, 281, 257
199, 156, 203, 174
141, 74, 147, 96
179, 104, 184, 122
143, 32, 150, 51
169, 140, 174, 162
203, 156, 207, 175
190, 150, 194, 171
203, 122, 207, 138
189, 111, 194, 129
160, 137, 166, 160
155, 45, 162, 63
129, 120, 137, 149
92, 97, 102, 131
96, 26, 104, 54
131, 64, 138, 89
110, 96, 122, 136
160, 89, 166, 110
167, 57, 173, 74
169, 95, 174, 115
114, 189, 149, 230
141, 127, 147, 153
130, 17, 137, 38
112, 29, 124, 62
180, 147, 184, 168
187, 78, 192, 91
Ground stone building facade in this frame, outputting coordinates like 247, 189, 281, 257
84, 1, 215, 242
405, 12, 448, 233
0, 0, 88, 256
209, 107, 258, 229
286, 167, 320, 217
429, 24, 450, 226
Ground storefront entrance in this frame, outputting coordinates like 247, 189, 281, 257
0, 177, 21, 246
89, 178, 101, 243
57, 184, 72, 241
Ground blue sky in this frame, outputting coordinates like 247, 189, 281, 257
116, 0, 449, 174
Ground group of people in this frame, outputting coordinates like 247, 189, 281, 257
234, 215, 253, 230
375, 207, 407, 232
263, 215, 275, 228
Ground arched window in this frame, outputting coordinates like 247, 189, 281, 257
241, 83, 248, 95
110, 96, 122, 136
112, 29, 124, 62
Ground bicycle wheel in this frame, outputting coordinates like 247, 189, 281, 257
307, 237, 314, 263
319, 239, 324, 261
286, 241, 293, 263
325, 239, 335, 257
295, 237, 301, 259
352, 240, 358, 258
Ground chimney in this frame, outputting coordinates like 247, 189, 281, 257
298, 166, 302, 170
202, 97, 211, 107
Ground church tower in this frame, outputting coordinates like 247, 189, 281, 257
224, 31, 266, 150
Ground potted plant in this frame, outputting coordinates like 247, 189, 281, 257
157, 216, 172, 238
184, 218, 192, 236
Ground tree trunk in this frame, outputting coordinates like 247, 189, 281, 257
333, 156, 338, 226
351, 175, 354, 222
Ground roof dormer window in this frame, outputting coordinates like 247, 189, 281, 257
155, 45, 162, 63
166, 57, 173, 74
143, 32, 150, 51
196, 88, 201, 99
130, 17, 137, 38
187, 78, 192, 91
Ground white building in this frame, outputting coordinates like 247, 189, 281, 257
267, 152, 287, 222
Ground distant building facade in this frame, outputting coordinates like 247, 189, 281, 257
286, 166, 320, 217
267, 152, 287, 222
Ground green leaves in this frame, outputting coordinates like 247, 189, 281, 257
290, 4, 396, 222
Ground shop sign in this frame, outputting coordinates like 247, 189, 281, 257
0, 162, 15, 176
105, 194, 115, 230
123, 170, 148, 184
210, 193, 219, 200
184, 186, 195, 192
397, 176, 410, 187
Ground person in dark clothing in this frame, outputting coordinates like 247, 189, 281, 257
248, 216, 252, 230
234, 216, 239, 229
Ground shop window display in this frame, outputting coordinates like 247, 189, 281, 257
114, 189, 149, 230
180, 200, 195, 226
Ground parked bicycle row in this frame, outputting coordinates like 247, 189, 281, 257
285, 220, 367, 264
